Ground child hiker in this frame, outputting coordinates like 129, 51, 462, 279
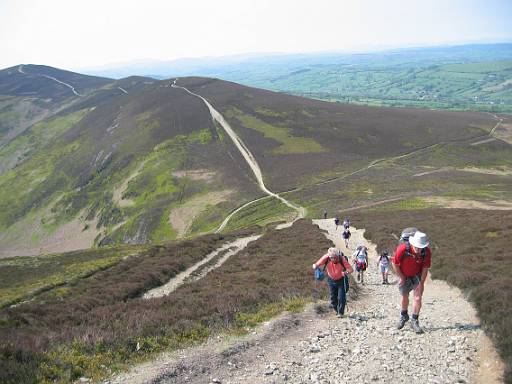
313, 247, 354, 317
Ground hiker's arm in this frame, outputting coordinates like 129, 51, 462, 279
392, 263, 406, 284
343, 258, 354, 274
313, 254, 328, 269
420, 266, 429, 284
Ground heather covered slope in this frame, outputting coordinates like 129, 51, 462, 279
1, 71, 510, 257
178, 77, 497, 191
0, 65, 113, 145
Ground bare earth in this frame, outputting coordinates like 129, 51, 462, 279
169, 190, 233, 238
0, 209, 100, 258
108, 220, 504, 384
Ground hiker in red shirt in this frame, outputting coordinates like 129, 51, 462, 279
313, 247, 354, 317
392, 231, 431, 334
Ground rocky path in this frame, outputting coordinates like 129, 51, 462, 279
109, 219, 504, 384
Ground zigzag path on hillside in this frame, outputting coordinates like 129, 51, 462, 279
110, 219, 504, 384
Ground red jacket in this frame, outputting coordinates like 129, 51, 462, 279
315, 254, 354, 281
392, 243, 431, 277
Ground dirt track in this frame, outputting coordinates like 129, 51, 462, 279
172, 80, 306, 231
109, 220, 504, 384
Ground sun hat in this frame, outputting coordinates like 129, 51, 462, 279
409, 231, 429, 249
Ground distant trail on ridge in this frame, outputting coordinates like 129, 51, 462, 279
171, 79, 306, 230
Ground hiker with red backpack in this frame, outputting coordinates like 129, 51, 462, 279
392, 228, 431, 334
352, 245, 368, 284
313, 247, 354, 317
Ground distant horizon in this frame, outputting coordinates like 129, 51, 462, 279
2, 0, 511, 70
3, 41, 512, 74
75, 40, 512, 72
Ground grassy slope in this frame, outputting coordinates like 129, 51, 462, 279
0, 82, 261, 256
349, 208, 512, 384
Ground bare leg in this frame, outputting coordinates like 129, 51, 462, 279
401, 293, 409, 311
412, 284, 424, 315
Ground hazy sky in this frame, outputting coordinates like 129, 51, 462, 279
1, 0, 511, 70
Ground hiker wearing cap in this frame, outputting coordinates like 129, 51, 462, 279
377, 250, 390, 284
392, 230, 432, 334
313, 247, 354, 317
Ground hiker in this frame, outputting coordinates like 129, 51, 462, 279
324, 210, 328, 219
343, 217, 350, 230
312, 247, 354, 317
392, 230, 431, 334
342, 227, 351, 248
353, 245, 368, 284
334, 217, 340, 230
377, 250, 390, 284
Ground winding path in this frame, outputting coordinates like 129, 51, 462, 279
143, 235, 261, 299
42, 74, 82, 96
111, 220, 504, 384
172, 80, 306, 232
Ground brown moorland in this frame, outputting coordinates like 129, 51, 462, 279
349, 208, 512, 383
178, 77, 496, 191
0, 220, 339, 383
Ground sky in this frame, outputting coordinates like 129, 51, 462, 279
1, 0, 511, 70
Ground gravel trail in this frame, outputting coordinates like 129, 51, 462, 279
110, 219, 504, 384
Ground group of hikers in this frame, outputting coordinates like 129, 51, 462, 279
313, 218, 431, 334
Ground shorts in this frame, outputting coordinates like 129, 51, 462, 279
355, 261, 367, 272
398, 274, 421, 295
380, 265, 389, 273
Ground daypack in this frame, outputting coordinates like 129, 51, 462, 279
315, 255, 347, 280
399, 227, 427, 263
399, 227, 418, 243
356, 248, 367, 262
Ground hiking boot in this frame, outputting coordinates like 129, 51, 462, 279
411, 318, 424, 334
397, 313, 409, 329
382, 281, 386, 284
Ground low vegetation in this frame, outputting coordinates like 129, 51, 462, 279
349, 208, 512, 383
225, 107, 326, 154
0, 220, 334, 383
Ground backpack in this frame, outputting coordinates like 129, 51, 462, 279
399, 227, 418, 243
399, 227, 427, 263
315, 255, 347, 280
356, 248, 367, 262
